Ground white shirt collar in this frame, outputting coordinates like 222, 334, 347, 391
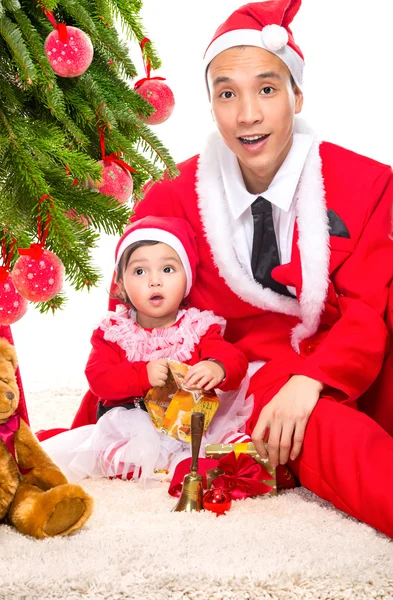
217, 131, 314, 220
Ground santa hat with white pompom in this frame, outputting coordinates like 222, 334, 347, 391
204, 0, 304, 89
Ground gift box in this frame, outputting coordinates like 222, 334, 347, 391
144, 360, 220, 443
205, 442, 277, 498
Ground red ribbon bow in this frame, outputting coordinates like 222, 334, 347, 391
168, 453, 274, 500
0, 413, 31, 475
102, 152, 136, 174
0, 413, 20, 462
0, 236, 16, 283
211, 451, 274, 500
38, 6, 68, 42
96, 109, 136, 175
134, 37, 166, 89
17, 196, 53, 260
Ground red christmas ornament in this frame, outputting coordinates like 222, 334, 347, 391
92, 160, 134, 204
9, 196, 64, 303
44, 25, 93, 78
92, 115, 136, 204
12, 248, 64, 302
0, 270, 28, 326
135, 79, 175, 125
203, 488, 232, 516
134, 37, 175, 125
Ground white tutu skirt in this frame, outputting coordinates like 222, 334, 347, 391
42, 376, 253, 486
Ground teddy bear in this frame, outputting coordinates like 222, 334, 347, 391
0, 337, 94, 538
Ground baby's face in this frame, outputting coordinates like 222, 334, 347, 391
122, 242, 187, 327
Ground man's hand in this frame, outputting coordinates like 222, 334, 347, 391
251, 375, 323, 468
183, 360, 225, 391
147, 359, 169, 387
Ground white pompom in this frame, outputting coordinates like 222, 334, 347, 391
261, 25, 289, 52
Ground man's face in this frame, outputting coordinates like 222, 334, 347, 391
207, 46, 303, 193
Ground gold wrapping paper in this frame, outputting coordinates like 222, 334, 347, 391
205, 442, 277, 496
144, 360, 219, 443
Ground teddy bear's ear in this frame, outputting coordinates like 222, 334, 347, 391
0, 338, 18, 371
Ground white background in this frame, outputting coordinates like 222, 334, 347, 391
12, 0, 393, 392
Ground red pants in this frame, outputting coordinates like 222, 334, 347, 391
247, 365, 393, 538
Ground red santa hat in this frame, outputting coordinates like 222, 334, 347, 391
115, 216, 199, 297
204, 0, 304, 89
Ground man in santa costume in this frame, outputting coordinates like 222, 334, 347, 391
129, 0, 393, 537
70, 0, 393, 537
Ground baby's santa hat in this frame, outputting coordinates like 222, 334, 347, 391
115, 216, 199, 297
204, 0, 304, 89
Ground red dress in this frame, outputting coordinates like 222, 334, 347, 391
73, 306, 248, 427
40, 307, 251, 482
86, 307, 248, 404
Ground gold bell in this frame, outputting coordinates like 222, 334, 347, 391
172, 412, 205, 512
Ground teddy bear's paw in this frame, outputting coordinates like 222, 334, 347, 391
8, 482, 94, 538
44, 496, 87, 536
41, 484, 94, 538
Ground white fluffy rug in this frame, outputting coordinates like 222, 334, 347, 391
1, 388, 393, 600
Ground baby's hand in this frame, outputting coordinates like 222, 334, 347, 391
147, 359, 169, 387
183, 360, 225, 391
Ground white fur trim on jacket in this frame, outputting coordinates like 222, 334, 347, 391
290, 126, 330, 351
195, 119, 330, 352
99, 306, 226, 363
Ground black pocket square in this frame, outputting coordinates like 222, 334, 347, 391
327, 209, 350, 239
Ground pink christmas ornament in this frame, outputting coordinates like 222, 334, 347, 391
93, 160, 134, 204
134, 37, 175, 125
12, 247, 64, 302
0, 270, 28, 326
44, 25, 94, 78
135, 79, 175, 125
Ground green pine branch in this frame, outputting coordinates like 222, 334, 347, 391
0, 14, 36, 83
3, 0, 22, 14
109, 0, 160, 70
0, 0, 179, 313
38, 292, 68, 314
13, 10, 57, 84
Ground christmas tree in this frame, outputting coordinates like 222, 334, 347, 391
0, 0, 178, 318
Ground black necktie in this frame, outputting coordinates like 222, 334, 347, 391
250, 196, 294, 297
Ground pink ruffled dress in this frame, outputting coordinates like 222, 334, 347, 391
42, 307, 253, 485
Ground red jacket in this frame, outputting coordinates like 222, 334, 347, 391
85, 307, 248, 408
131, 129, 393, 423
